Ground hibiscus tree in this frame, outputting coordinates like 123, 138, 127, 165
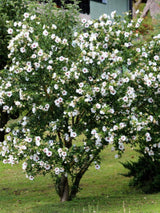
0, 3, 144, 201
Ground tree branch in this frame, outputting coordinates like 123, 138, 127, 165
133, 0, 142, 18
141, 0, 154, 18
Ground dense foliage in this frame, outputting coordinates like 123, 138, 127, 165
0, 0, 28, 142
122, 153, 160, 193
0, 0, 28, 69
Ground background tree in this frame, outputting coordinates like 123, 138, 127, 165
133, 0, 160, 19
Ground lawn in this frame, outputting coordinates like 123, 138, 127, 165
0, 146, 160, 213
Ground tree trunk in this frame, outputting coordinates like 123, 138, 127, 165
141, 0, 160, 19
56, 175, 70, 202
133, 0, 142, 18
55, 157, 97, 201
69, 158, 95, 200
69, 173, 82, 200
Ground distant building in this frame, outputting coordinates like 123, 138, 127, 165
53, 0, 132, 19
90, 0, 132, 19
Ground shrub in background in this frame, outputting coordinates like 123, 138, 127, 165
114, 34, 160, 193
122, 153, 160, 193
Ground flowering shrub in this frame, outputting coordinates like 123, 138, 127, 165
75, 12, 145, 156
1, 2, 160, 200
119, 34, 160, 192
0, 0, 28, 69
0, 0, 28, 143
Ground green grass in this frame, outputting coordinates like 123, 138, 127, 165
0, 146, 160, 213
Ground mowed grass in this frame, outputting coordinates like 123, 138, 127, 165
0, 146, 160, 213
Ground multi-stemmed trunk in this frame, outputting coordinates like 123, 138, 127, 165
55, 170, 87, 202
56, 157, 96, 202
56, 175, 70, 202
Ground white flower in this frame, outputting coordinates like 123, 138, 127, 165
8, 28, 13, 34
91, 108, 96, 113
148, 150, 154, 156
24, 13, 29, 18
46, 151, 52, 157
135, 23, 140, 28
105, 36, 109, 42
35, 136, 41, 146
34, 62, 40, 68
119, 143, 125, 150
31, 42, 38, 49
95, 164, 100, 169
5, 127, 11, 133
55, 167, 60, 175
62, 90, 67, 96
81, 18, 87, 24
111, 10, 116, 18
43, 29, 49, 36
108, 108, 114, 114
55, 37, 61, 43
30, 15, 36, 20
70, 132, 77, 138
25, 137, 32, 143
45, 164, 51, 170
24, 31, 29, 38
51, 34, 55, 39
31, 54, 37, 59
142, 52, 147, 58
43, 148, 48, 153
102, 126, 107, 132
28, 175, 34, 180
110, 89, 116, 95
76, 89, 83, 94
79, 82, 84, 88
146, 136, 152, 142
6, 91, 12, 97
120, 135, 126, 141
27, 66, 32, 73
62, 152, 67, 157
62, 39, 68, 44
96, 103, 101, 109
3, 105, 9, 111
82, 68, 88, 73
22, 162, 27, 170
54, 84, 58, 90
122, 96, 128, 102
148, 98, 153, 103
52, 24, 57, 29
33, 154, 39, 162
124, 32, 129, 37
136, 48, 141, 52
3, 159, 8, 164
20, 47, 26, 53
154, 55, 159, 61
38, 49, 43, 56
